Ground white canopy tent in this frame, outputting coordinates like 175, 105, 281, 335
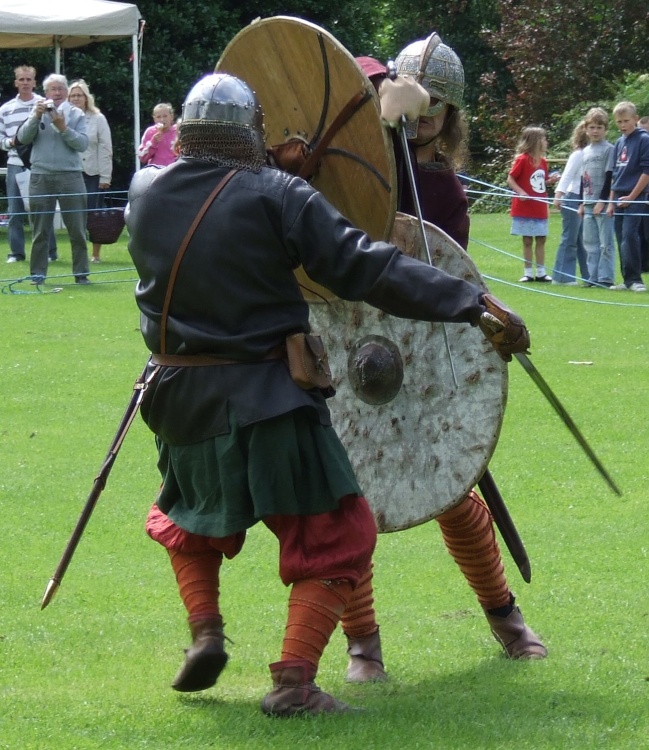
0, 0, 143, 171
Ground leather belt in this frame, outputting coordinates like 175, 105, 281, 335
151, 345, 286, 368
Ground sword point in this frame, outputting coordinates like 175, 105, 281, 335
41, 578, 60, 610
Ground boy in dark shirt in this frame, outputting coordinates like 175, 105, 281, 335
606, 102, 649, 291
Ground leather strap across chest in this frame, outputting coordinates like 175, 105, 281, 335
159, 168, 238, 354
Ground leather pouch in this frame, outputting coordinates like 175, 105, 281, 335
286, 332, 334, 391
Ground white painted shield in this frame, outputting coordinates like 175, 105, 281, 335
309, 213, 508, 532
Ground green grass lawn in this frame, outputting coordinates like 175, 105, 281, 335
1, 215, 648, 749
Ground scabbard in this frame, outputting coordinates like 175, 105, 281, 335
41, 362, 158, 609
478, 468, 531, 583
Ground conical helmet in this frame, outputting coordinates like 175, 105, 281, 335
394, 33, 464, 113
179, 73, 266, 169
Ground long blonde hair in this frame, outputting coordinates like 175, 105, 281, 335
571, 121, 588, 150
68, 79, 100, 114
515, 126, 547, 164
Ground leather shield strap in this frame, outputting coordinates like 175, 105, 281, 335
298, 90, 372, 181
159, 168, 238, 354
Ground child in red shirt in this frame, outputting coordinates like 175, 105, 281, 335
507, 126, 556, 282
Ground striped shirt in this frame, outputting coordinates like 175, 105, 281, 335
0, 94, 43, 166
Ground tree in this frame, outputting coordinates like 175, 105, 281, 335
2, 1, 647, 187
481, 0, 649, 142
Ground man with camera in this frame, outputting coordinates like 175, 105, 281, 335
0, 65, 58, 264
16, 73, 90, 285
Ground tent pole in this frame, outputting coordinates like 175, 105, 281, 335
132, 34, 141, 173
55, 43, 61, 74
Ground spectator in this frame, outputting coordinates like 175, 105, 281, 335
137, 103, 177, 167
638, 116, 649, 273
552, 121, 589, 285
507, 126, 556, 282
68, 79, 113, 263
579, 107, 616, 287
16, 74, 90, 285
606, 101, 649, 292
0, 65, 57, 264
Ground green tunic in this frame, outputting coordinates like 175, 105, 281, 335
155, 406, 362, 538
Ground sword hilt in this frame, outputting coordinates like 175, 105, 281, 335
479, 311, 505, 335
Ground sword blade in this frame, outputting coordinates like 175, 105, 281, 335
395, 120, 458, 388
514, 352, 621, 496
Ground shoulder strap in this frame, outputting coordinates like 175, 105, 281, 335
159, 168, 238, 354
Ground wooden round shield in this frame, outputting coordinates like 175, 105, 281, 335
215, 16, 397, 251
307, 213, 508, 532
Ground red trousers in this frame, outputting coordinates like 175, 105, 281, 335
146, 494, 377, 588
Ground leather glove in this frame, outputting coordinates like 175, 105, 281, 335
478, 293, 531, 362
266, 137, 310, 176
378, 76, 429, 129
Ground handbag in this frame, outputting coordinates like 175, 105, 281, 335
86, 193, 126, 245
14, 119, 32, 169
285, 332, 334, 392
15, 141, 32, 170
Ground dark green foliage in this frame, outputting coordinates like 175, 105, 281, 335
1, 1, 648, 189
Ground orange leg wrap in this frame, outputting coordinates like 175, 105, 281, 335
168, 549, 222, 624
281, 578, 353, 667
436, 491, 511, 610
340, 564, 378, 639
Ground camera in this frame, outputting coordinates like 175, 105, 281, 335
44, 100, 56, 111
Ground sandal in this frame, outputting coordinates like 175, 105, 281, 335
535, 274, 552, 282
519, 275, 534, 283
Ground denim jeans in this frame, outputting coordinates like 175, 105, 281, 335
640, 208, 649, 272
5, 163, 57, 260
552, 192, 588, 283
29, 171, 88, 279
614, 201, 647, 286
6, 163, 29, 259
582, 205, 616, 285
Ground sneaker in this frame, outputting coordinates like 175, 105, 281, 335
551, 280, 578, 286
609, 283, 629, 291
75, 276, 91, 285
30, 275, 45, 285
519, 275, 534, 283
49, 256, 58, 262
535, 275, 552, 282
90, 257, 101, 263
629, 282, 647, 292
6, 255, 25, 263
